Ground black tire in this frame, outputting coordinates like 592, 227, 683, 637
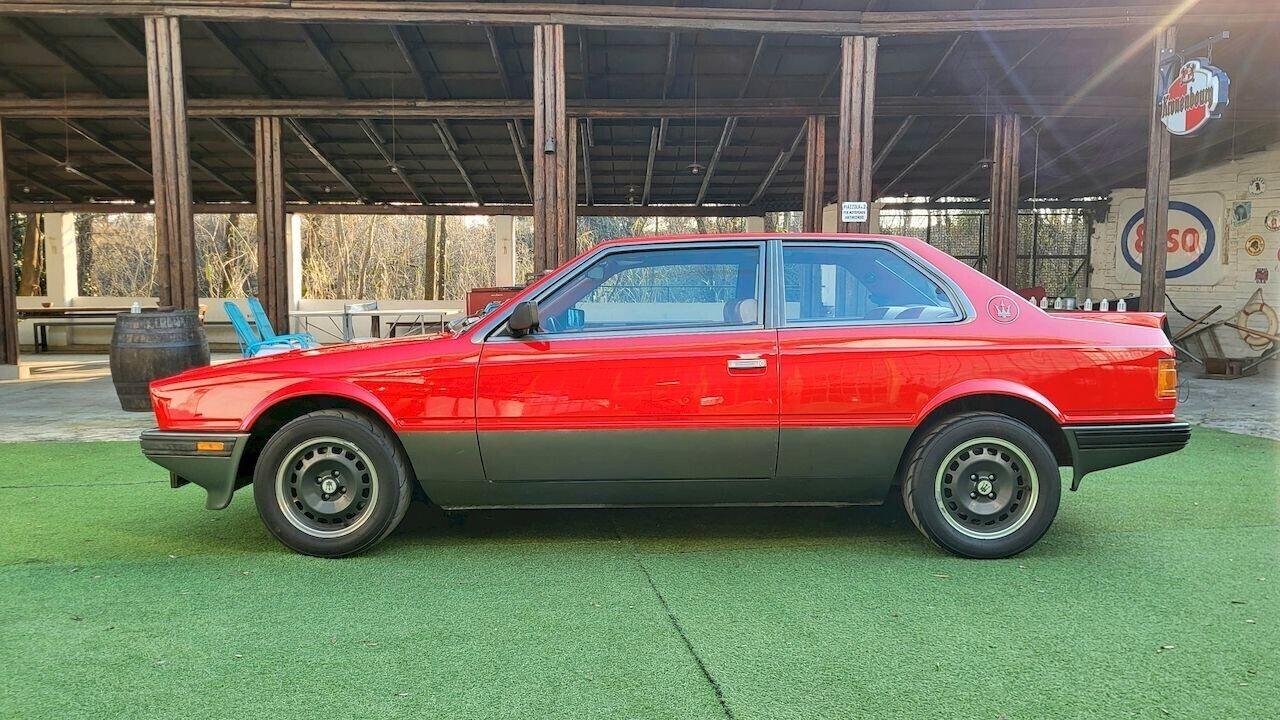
900, 412, 1061, 559
252, 409, 412, 557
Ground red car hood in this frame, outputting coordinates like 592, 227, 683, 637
152, 332, 457, 389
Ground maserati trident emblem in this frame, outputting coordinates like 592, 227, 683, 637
988, 295, 1021, 324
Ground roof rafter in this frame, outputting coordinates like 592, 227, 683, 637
300, 23, 433, 204
202, 20, 366, 201
389, 24, 484, 204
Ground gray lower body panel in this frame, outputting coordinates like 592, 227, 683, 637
1064, 421, 1191, 488
402, 425, 911, 509
140, 429, 250, 510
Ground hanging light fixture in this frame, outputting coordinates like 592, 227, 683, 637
687, 49, 704, 176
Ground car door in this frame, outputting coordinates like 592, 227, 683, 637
775, 240, 969, 502
475, 241, 779, 496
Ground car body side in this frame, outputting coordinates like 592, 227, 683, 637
142, 234, 1185, 511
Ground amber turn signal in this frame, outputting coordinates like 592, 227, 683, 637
196, 441, 226, 453
1157, 359, 1178, 399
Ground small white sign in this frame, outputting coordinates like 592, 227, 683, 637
841, 201, 869, 223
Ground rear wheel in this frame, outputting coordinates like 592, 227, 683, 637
901, 412, 1061, 558
253, 409, 412, 557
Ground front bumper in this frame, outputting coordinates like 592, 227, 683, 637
140, 429, 251, 510
1063, 421, 1191, 489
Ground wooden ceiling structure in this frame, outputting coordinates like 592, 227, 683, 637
0, 1, 1275, 214
0, 0, 1278, 343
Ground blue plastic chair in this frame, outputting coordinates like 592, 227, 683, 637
246, 297, 318, 348
223, 301, 314, 358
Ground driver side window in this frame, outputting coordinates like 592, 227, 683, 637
534, 245, 763, 334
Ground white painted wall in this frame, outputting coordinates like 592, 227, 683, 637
1091, 145, 1280, 357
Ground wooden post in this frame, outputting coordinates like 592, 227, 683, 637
532, 24, 573, 272
836, 36, 877, 234
145, 15, 196, 309
0, 121, 19, 372
1141, 26, 1177, 312
988, 113, 1021, 288
255, 117, 288, 331
802, 115, 826, 233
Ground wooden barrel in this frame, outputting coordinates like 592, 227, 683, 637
109, 309, 210, 412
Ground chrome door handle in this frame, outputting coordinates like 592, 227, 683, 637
727, 358, 767, 370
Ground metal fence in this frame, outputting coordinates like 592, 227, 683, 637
878, 208, 1092, 296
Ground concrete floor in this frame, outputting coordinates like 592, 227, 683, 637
1, 352, 1277, 442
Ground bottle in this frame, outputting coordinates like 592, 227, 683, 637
130, 301, 141, 314
1053, 296, 1063, 310
1100, 298, 1110, 311
1083, 297, 1093, 311
1039, 296, 1048, 309
1117, 298, 1127, 312
1065, 297, 1076, 310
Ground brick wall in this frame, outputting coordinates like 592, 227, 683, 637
1091, 145, 1279, 357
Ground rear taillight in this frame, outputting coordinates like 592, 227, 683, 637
1157, 358, 1178, 399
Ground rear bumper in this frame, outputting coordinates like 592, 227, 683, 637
1063, 421, 1191, 489
140, 429, 250, 510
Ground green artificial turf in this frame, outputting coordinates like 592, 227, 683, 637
1, 426, 1277, 719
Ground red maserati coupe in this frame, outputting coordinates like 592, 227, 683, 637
141, 234, 1188, 558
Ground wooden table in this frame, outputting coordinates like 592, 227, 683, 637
291, 308, 462, 342
17, 307, 135, 352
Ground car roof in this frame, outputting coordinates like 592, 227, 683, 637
592, 232, 923, 250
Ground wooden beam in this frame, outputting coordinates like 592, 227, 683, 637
1, 95, 1252, 121
358, 119, 430, 204
508, 120, 532, 202
208, 118, 313, 202
95, 19, 264, 201
7, 167, 77, 202
3, 3, 1275, 36
9, 200, 770, 217
0, 119, 18, 368
695, 116, 737, 206
202, 21, 363, 201
5, 17, 126, 97
580, 119, 594, 207
1140, 27, 1175, 313
987, 113, 1020, 288
801, 114, 825, 232
2, 19, 196, 206
836, 35, 876, 233
255, 116, 288, 331
388, 24, 482, 204
1018, 120, 1119, 183
2, 129, 132, 198
696, 12, 771, 208
299, 26, 432, 205
284, 118, 365, 202
487, 27, 531, 202
641, 124, 658, 206
747, 122, 804, 207
532, 24, 573, 272
145, 15, 197, 310
656, 31, 678, 150
877, 116, 970, 198
872, 1, 981, 173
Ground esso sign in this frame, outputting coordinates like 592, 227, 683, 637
1120, 199, 1218, 281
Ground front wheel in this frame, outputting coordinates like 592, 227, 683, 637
901, 412, 1061, 558
253, 409, 412, 557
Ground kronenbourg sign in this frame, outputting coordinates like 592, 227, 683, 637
1159, 59, 1229, 136
1116, 193, 1225, 286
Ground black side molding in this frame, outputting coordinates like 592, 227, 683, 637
1064, 422, 1191, 490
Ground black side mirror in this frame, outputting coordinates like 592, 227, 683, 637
508, 301, 540, 336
